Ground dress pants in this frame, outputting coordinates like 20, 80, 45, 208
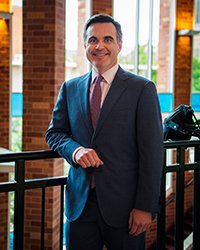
66, 189, 145, 250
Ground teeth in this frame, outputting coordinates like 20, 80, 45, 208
94, 53, 106, 56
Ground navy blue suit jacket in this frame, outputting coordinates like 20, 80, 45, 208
45, 66, 163, 227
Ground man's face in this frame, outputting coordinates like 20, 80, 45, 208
84, 22, 122, 74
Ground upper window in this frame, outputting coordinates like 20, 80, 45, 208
65, 0, 91, 80
113, 0, 160, 83
114, 0, 175, 115
192, 0, 200, 93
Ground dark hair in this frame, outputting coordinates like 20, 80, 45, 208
83, 14, 122, 43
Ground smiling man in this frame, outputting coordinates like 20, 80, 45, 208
46, 14, 163, 250
84, 22, 122, 74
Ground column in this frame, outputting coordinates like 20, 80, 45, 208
23, 0, 65, 248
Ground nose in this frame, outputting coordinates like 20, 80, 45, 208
95, 40, 104, 49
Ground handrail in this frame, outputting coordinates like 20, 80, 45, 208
0, 149, 59, 162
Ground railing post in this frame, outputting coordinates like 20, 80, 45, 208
14, 159, 25, 250
193, 144, 200, 250
175, 146, 185, 250
156, 149, 167, 250
60, 185, 64, 250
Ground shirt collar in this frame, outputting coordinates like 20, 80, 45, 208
92, 64, 119, 85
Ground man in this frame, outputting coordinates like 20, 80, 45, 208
46, 14, 163, 250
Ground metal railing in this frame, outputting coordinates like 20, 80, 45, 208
0, 150, 66, 250
0, 140, 200, 250
157, 139, 200, 250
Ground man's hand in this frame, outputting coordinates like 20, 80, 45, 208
74, 147, 104, 168
128, 208, 152, 236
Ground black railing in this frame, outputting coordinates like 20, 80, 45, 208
0, 150, 66, 250
157, 139, 200, 250
0, 140, 200, 250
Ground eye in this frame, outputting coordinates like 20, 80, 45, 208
88, 37, 98, 44
104, 36, 113, 43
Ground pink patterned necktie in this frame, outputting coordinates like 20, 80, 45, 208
90, 74, 103, 128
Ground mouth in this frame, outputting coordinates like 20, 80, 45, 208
92, 52, 109, 57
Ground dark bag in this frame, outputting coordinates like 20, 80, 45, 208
163, 104, 200, 141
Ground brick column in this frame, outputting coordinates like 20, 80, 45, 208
23, 0, 65, 249
174, 0, 194, 107
92, 0, 112, 15
0, 1, 11, 250
0, 1, 10, 149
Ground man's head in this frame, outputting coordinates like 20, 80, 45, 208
83, 14, 123, 74
83, 14, 122, 43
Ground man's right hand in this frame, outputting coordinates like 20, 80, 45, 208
74, 147, 104, 168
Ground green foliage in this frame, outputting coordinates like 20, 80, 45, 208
11, 118, 22, 152
152, 69, 157, 83
192, 57, 200, 92
139, 46, 147, 65
10, 192, 14, 230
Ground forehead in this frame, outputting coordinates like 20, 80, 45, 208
86, 22, 117, 39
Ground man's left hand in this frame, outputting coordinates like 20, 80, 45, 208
128, 208, 152, 236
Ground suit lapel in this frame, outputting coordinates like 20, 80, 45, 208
93, 67, 129, 138
78, 72, 93, 136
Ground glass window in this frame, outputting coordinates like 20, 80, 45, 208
11, 0, 23, 152
114, 0, 175, 114
114, 0, 161, 82
113, 0, 136, 73
191, 0, 200, 113
65, 0, 91, 79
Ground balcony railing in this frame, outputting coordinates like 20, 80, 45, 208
0, 140, 200, 250
157, 139, 200, 250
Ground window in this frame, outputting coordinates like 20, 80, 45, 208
11, 0, 23, 152
191, 0, 200, 113
65, 0, 91, 79
113, 0, 160, 81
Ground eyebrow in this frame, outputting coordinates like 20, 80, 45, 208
104, 36, 114, 40
88, 35, 114, 41
88, 36, 97, 40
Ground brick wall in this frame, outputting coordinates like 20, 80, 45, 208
0, 1, 10, 249
0, 19, 10, 149
174, 0, 194, 107
93, 0, 112, 15
23, 0, 65, 248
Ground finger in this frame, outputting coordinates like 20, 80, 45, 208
76, 148, 94, 167
84, 150, 97, 167
129, 223, 138, 235
89, 150, 104, 167
77, 156, 92, 168
130, 222, 150, 236
128, 212, 133, 230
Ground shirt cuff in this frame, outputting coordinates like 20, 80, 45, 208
72, 146, 83, 163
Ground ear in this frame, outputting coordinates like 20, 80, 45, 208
118, 41, 122, 52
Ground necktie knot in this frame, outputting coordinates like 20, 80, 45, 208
94, 74, 103, 85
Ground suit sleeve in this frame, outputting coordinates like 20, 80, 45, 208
134, 81, 163, 214
45, 82, 81, 167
